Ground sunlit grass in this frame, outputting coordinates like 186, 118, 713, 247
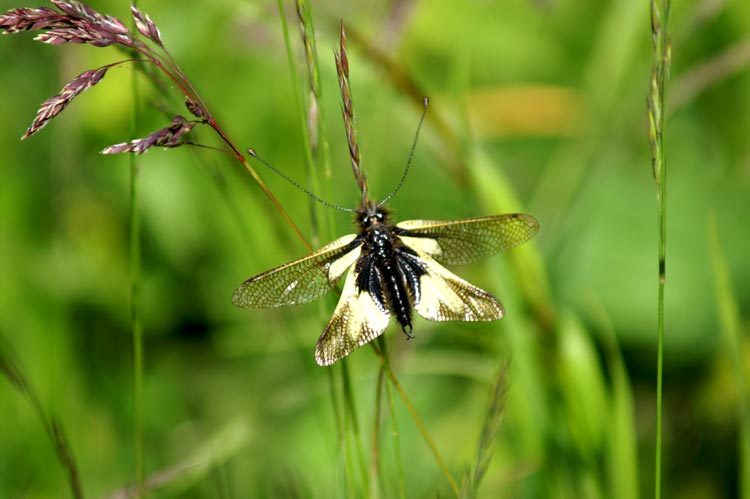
0, 0, 747, 497
709, 217, 750, 499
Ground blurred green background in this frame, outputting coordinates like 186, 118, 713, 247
1, 0, 748, 497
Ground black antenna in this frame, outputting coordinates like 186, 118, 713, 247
378, 97, 429, 207
247, 149, 356, 213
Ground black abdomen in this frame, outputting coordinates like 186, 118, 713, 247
358, 226, 426, 337
382, 257, 413, 335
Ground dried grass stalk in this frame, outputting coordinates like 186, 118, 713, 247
334, 21, 368, 203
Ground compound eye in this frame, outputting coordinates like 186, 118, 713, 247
376, 213, 384, 221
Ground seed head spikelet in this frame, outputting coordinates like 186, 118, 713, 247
334, 21, 368, 204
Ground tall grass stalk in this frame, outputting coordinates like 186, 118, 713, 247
296, 5, 370, 497
129, 107, 144, 499
371, 366, 385, 498
275, 0, 322, 243
325, 368, 349, 495
375, 338, 407, 499
276, 2, 369, 495
461, 365, 508, 499
329, 25, 435, 495
342, 359, 370, 496
129, 2, 144, 495
371, 341, 461, 497
647, 0, 672, 497
295, 0, 335, 240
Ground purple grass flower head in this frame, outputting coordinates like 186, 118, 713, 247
130, 4, 162, 46
101, 115, 196, 155
1, 1, 134, 47
23, 66, 110, 139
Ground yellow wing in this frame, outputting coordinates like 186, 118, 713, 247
407, 250, 504, 322
315, 263, 391, 366
232, 234, 361, 308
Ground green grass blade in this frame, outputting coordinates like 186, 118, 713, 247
0, 334, 83, 499
371, 340, 460, 498
708, 215, 750, 499
341, 358, 370, 497
375, 337, 406, 499
277, 3, 368, 496
371, 366, 385, 499
463, 365, 508, 499
340, 364, 356, 499
275, 0, 322, 243
587, 296, 640, 499
295, 0, 336, 239
325, 367, 350, 497
384, 368, 406, 499
557, 312, 608, 498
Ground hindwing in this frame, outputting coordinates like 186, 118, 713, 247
402, 249, 504, 322
315, 259, 391, 366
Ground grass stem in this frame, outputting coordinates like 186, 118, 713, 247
276, 0, 321, 244
648, 0, 672, 497
295, 0, 336, 236
129, 3, 145, 495
371, 366, 385, 498
374, 338, 406, 499
342, 359, 370, 497
371, 340, 460, 498
277, 2, 368, 496
325, 368, 350, 495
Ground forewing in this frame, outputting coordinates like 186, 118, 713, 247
232, 234, 361, 309
397, 214, 539, 265
409, 250, 504, 322
315, 264, 391, 366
